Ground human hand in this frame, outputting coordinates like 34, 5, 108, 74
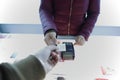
44, 31, 57, 45
74, 35, 86, 46
34, 45, 59, 73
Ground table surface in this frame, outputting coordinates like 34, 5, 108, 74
0, 34, 120, 80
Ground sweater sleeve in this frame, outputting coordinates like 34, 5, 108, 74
0, 55, 46, 80
40, 0, 57, 34
79, 0, 100, 41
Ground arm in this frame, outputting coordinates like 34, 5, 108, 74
40, 0, 57, 34
0, 45, 58, 80
0, 55, 45, 80
79, 0, 100, 41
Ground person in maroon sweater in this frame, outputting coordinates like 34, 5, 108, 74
40, 0, 100, 46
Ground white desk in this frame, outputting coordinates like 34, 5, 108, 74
0, 34, 120, 80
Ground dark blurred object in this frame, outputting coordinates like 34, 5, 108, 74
57, 76, 65, 80
59, 42, 75, 60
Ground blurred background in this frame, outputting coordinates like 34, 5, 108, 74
0, 0, 120, 80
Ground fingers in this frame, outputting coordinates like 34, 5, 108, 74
74, 42, 79, 45
51, 35, 57, 45
47, 45, 62, 66
74, 35, 86, 46
44, 37, 56, 45
44, 32, 57, 45
44, 35, 53, 45
49, 51, 59, 66
74, 40, 85, 45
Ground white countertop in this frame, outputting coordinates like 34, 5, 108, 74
0, 34, 120, 80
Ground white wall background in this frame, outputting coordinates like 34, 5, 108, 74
0, 0, 120, 26
96, 0, 120, 26
0, 0, 41, 24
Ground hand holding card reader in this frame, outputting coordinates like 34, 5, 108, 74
57, 42, 75, 60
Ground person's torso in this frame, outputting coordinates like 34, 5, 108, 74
53, 0, 89, 35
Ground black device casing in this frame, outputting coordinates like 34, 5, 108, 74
60, 42, 75, 60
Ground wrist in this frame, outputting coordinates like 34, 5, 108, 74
45, 29, 57, 37
34, 54, 52, 74
75, 35, 86, 45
